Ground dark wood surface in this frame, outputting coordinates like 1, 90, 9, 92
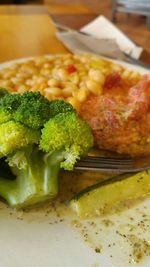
0, 4, 48, 14
50, 14, 97, 29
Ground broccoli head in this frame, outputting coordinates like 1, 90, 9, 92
0, 91, 19, 124
49, 99, 75, 117
0, 120, 40, 158
0, 91, 51, 129
40, 112, 93, 170
14, 92, 52, 129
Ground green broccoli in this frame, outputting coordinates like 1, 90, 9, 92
40, 112, 93, 170
0, 121, 40, 158
49, 99, 75, 117
0, 91, 51, 129
0, 92, 93, 209
0, 88, 12, 123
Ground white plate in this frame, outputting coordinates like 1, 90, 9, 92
0, 56, 150, 267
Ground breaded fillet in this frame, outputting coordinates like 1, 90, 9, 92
79, 73, 150, 157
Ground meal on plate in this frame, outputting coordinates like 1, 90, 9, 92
0, 53, 150, 214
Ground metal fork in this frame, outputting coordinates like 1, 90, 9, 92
75, 155, 150, 173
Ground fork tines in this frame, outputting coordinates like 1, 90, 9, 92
75, 156, 134, 172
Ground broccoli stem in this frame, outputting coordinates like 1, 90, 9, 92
0, 150, 65, 209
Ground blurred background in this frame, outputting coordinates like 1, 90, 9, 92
0, 0, 149, 25
0, 0, 149, 54
0, 0, 102, 12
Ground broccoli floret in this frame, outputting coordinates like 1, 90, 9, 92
0, 94, 93, 209
0, 92, 51, 129
40, 112, 93, 170
0, 121, 40, 158
0, 92, 21, 111
0, 92, 20, 124
49, 99, 75, 117
0, 120, 59, 209
14, 92, 52, 129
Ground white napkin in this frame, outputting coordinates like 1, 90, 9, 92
81, 16, 143, 59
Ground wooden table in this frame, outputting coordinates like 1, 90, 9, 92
0, 4, 149, 65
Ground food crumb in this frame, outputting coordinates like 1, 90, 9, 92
95, 247, 102, 253
101, 219, 114, 227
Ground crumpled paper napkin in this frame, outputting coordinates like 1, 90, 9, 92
56, 15, 143, 60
